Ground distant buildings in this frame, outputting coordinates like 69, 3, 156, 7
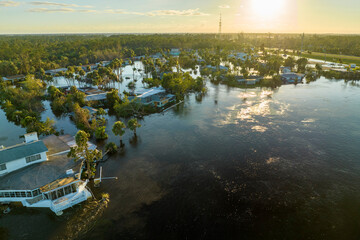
280, 66, 292, 74
45, 68, 68, 76
280, 73, 305, 84
2, 75, 26, 83
170, 48, 181, 57
129, 87, 175, 108
204, 65, 229, 72
236, 75, 263, 85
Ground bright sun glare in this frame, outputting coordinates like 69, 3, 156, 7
251, 0, 285, 18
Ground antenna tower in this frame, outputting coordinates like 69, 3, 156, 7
218, 13, 222, 38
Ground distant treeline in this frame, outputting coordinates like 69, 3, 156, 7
0, 34, 241, 77
0, 33, 359, 77
241, 33, 360, 57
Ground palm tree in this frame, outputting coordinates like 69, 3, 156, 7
67, 130, 102, 179
127, 118, 141, 136
112, 121, 126, 147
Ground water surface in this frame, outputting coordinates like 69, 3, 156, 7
1, 77, 360, 240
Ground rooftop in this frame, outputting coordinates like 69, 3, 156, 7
0, 140, 48, 165
136, 87, 166, 99
0, 135, 82, 190
40, 177, 78, 192
85, 92, 108, 101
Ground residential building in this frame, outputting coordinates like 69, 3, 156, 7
236, 75, 263, 85
0, 133, 48, 176
129, 87, 175, 108
281, 73, 305, 84
0, 135, 95, 215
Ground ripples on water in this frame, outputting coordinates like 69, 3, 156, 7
1, 76, 360, 239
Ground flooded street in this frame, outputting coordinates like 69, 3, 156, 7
1, 76, 360, 239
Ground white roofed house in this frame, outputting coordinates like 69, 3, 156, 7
0, 134, 94, 215
0, 133, 48, 176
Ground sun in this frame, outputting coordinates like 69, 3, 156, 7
251, 0, 285, 19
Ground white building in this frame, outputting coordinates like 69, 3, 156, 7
0, 133, 48, 176
0, 134, 94, 215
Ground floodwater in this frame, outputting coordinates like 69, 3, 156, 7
1, 73, 360, 239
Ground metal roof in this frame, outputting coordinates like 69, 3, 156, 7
0, 141, 48, 164
136, 87, 166, 99
85, 93, 108, 101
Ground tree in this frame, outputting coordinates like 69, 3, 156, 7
95, 126, 108, 140
284, 57, 296, 70
112, 121, 126, 147
67, 130, 102, 179
315, 63, 323, 73
296, 57, 308, 73
105, 142, 118, 155
127, 118, 141, 136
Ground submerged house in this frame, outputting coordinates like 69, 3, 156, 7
204, 65, 229, 72
281, 73, 305, 84
2, 75, 26, 83
45, 68, 68, 76
0, 135, 94, 215
170, 48, 181, 57
280, 66, 292, 74
0, 133, 48, 176
236, 75, 263, 85
129, 87, 175, 108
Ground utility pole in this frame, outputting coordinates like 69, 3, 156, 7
301, 33, 305, 55
218, 13, 222, 39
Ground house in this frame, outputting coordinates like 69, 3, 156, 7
228, 52, 248, 61
281, 73, 305, 84
45, 68, 68, 76
82, 106, 98, 116
2, 75, 26, 83
0, 133, 48, 176
0, 135, 95, 215
150, 52, 164, 59
78, 87, 111, 103
236, 75, 263, 85
170, 48, 181, 57
81, 64, 98, 72
204, 65, 229, 72
280, 66, 292, 74
129, 87, 175, 108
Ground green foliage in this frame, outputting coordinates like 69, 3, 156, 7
284, 57, 295, 69
95, 126, 108, 140
112, 121, 126, 146
113, 97, 150, 118
105, 89, 121, 109
68, 130, 102, 179
296, 58, 308, 73
112, 121, 126, 138
105, 142, 118, 154
161, 72, 205, 99
127, 118, 141, 135
0, 75, 58, 135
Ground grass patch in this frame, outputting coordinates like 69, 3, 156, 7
299, 52, 360, 65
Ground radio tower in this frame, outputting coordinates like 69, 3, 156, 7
218, 13, 222, 39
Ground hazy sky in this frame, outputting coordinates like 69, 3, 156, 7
0, 0, 359, 34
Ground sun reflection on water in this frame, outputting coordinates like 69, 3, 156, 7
217, 90, 289, 129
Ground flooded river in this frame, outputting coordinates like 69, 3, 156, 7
1, 74, 360, 239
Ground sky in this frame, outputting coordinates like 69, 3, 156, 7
0, 0, 359, 34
